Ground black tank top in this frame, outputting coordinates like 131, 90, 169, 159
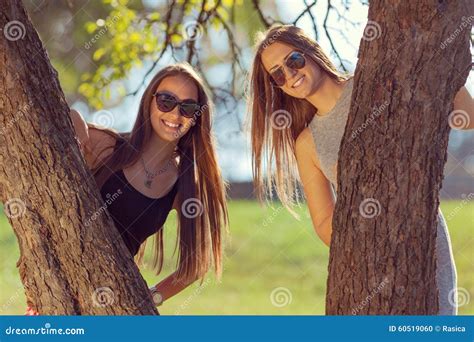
99, 139, 178, 256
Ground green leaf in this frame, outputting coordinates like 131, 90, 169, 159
104, 87, 111, 100
129, 32, 142, 42
80, 73, 91, 82
143, 42, 153, 53
78, 83, 94, 98
85, 21, 98, 34
171, 33, 183, 45
147, 12, 160, 21
93, 48, 107, 61
217, 7, 229, 21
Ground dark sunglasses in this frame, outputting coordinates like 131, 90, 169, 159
153, 92, 201, 118
269, 51, 306, 87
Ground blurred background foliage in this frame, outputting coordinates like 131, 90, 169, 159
25, 0, 272, 109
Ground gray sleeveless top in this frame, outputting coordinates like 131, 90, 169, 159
308, 77, 457, 315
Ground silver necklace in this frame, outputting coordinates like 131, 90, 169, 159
140, 156, 173, 189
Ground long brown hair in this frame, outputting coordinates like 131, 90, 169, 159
88, 63, 228, 284
248, 24, 349, 211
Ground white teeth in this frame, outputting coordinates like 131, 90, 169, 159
163, 120, 179, 128
292, 75, 305, 88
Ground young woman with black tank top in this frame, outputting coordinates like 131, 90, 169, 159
26, 63, 228, 315
247, 25, 473, 315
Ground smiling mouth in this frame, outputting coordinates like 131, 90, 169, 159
162, 119, 182, 130
292, 75, 305, 88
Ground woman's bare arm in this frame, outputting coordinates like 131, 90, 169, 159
69, 108, 89, 151
149, 272, 197, 306
69, 109, 116, 169
149, 197, 197, 305
295, 127, 336, 247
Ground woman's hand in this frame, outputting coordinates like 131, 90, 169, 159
149, 272, 198, 307
149, 285, 164, 307
25, 306, 39, 316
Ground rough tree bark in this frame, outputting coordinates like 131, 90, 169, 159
326, 0, 472, 314
0, 1, 157, 314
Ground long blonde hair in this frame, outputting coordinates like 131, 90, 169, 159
90, 63, 228, 284
248, 24, 349, 211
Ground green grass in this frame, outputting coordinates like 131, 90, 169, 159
0, 200, 472, 315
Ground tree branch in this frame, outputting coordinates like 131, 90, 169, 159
251, 0, 272, 28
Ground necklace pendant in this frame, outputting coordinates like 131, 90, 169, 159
144, 179, 153, 189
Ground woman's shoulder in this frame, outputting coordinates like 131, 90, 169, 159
296, 126, 316, 150
295, 126, 321, 169
84, 124, 121, 169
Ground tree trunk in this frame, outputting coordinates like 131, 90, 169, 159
326, 1, 472, 314
0, 1, 157, 315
